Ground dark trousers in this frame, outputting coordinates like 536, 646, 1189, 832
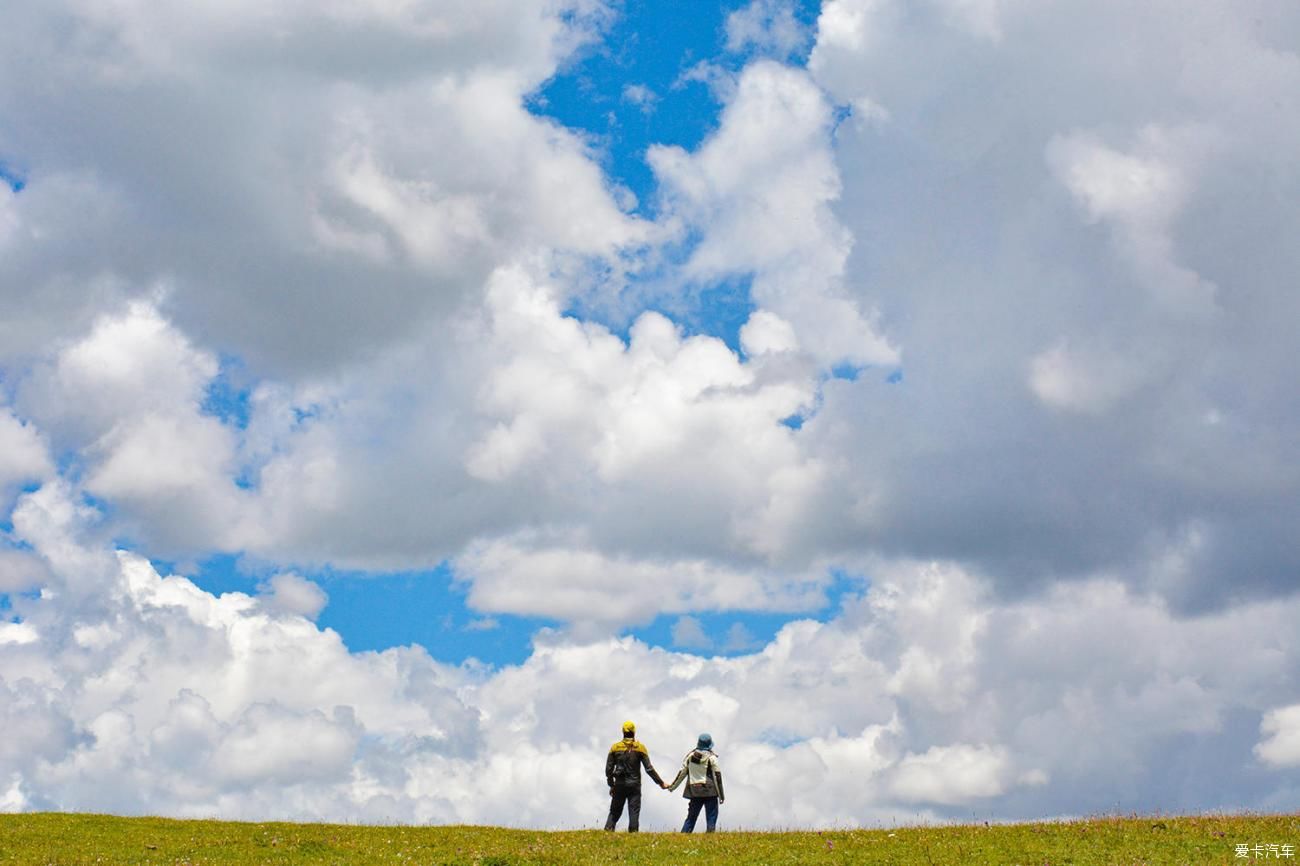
604, 788, 642, 832
681, 796, 719, 833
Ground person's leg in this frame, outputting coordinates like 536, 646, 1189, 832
681, 798, 703, 833
604, 791, 626, 831
627, 790, 642, 832
704, 797, 719, 832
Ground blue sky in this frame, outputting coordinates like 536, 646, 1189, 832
534, 0, 821, 215
542, 0, 819, 353
168, 551, 866, 663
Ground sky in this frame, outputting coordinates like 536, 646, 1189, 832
1, 0, 1299, 830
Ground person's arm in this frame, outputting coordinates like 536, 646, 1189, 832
666, 766, 687, 792
712, 757, 725, 803
605, 749, 616, 790
640, 749, 666, 787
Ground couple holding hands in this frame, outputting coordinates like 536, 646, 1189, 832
604, 720, 725, 833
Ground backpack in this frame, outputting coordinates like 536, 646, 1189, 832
685, 749, 719, 798
611, 741, 641, 787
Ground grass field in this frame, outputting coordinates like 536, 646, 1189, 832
2, 812, 1298, 864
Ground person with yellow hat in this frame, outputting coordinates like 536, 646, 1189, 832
603, 720, 667, 832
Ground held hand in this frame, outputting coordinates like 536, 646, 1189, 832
659, 781, 667, 789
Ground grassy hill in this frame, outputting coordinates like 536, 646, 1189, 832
2, 812, 1297, 864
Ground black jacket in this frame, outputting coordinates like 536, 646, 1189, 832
606, 738, 665, 790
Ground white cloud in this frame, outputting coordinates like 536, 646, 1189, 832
4, 495, 1297, 824
1027, 339, 1154, 414
454, 534, 826, 629
621, 83, 658, 113
0, 408, 52, 493
1047, 126, 1220, 316
1049, 134, 1184, 225
27, 0, 1292, 631
18, 301, 217, 443
670, 616, 712, 650
0, 622, 39, 646
0, 290, 822, 581
0, 549, 52, 594
0, 774, 27, 813
725, 0, 809, 58
257, 573, 329, 621
739, 309, 799, 356
890, 743, 1010, 805
211, 704, 360, 788
316, 73, 647, 268
1255, 705, 1300, 769
649, 61, 898, 369
937, 0, 1012, 41
674, 60, 737, 104
203, 261, 833, 591
798, 0, 1300, 609
15, 303, 249, 554
0, 0, 634, 375
721, 622, 760, 653
812, 0, 883, 55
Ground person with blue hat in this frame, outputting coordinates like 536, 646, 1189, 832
666, 732, 725, 832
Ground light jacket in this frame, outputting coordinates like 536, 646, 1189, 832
667, 749, 724, 800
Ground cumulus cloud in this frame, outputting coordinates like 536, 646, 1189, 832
163, 262, 838, 605
19, 300, 217, 439
15, 302, 250, 555
453, 534, 825, 630
721, 622, 760, 653
23, 0, 1296, 626
800, 0, 1300, 609
0, 407, 52, 494
670, 616, 712, 650
890, 743, 1010, 805
1027, 338, 1155, 415
621, 83, 659, 113
1046, 125, 1221, 317
724, 0, 810, 58
0, 0, 635, 374
0, 549, 52, 595
650, 60, 898, 370
3, 493, 1299, 824
257, 573, 329, 621
211, 704, 360, 789
1255, 705, 1300, 769
0, 622, 39, 647
739, 309, 800, 356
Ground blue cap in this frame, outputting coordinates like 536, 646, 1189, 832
697, 733, 713, 750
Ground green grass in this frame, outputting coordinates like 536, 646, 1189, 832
2, 812, 1297, 864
